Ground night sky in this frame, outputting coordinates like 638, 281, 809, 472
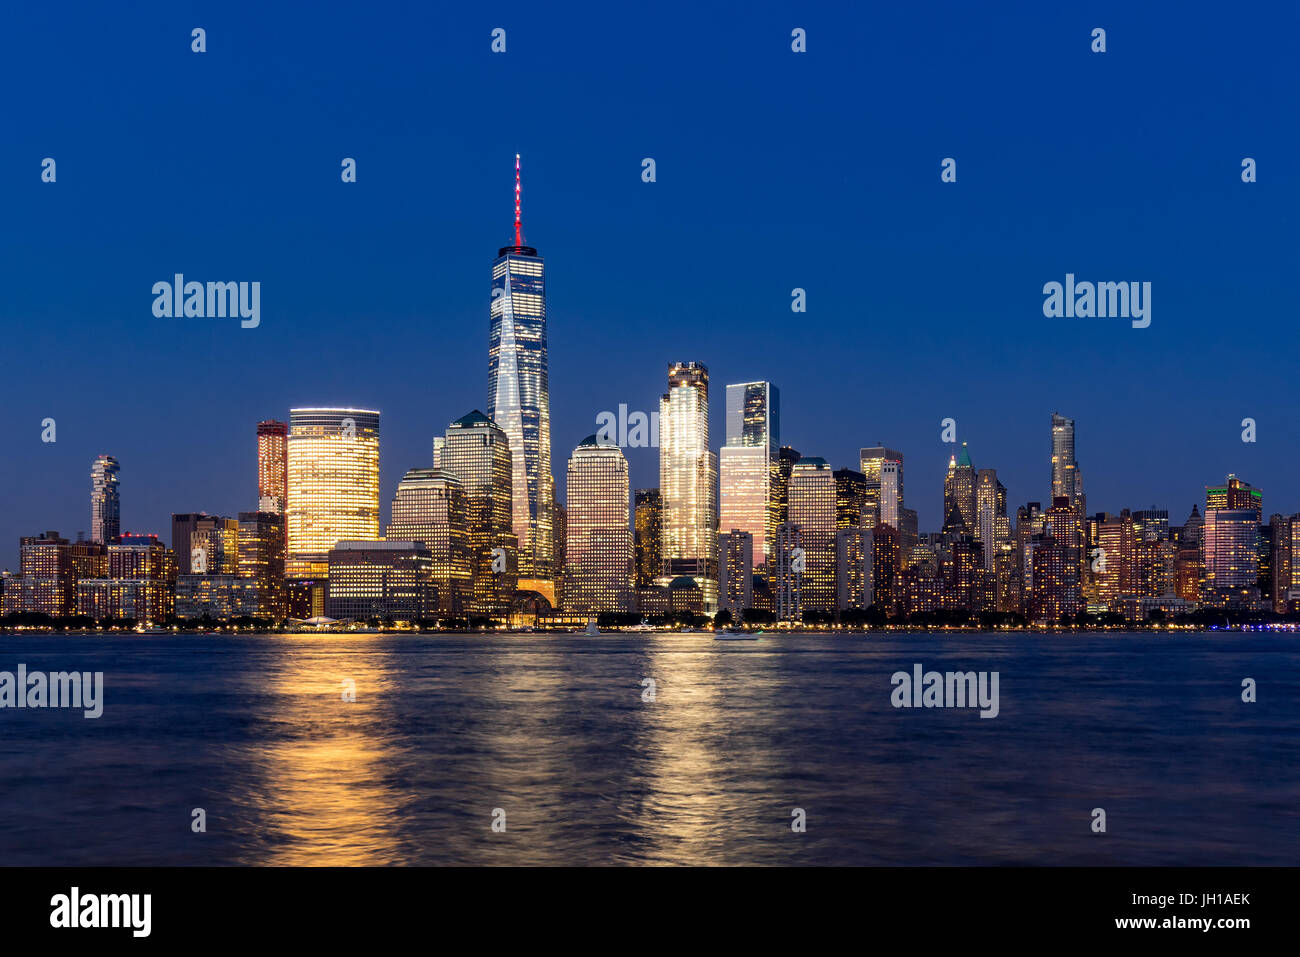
2, 1, 1297, 567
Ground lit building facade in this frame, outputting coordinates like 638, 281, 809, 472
718, 530, 754, 615
836, 526, 873, 611
773, 523, 802, 621
859, 447, 904, 527
188, 516, 239, 576
387, 468, 471, 616
440, 410, 517, 617
788, 457, 836, 614
90, 455, 121, 545
488, 155, 553, 582
718, 381, 779, 567
4, 532, 106, 617
768, 446, 801, 566
286, 408, 380, 578
325, 541, 437, 621
1050, 412, 1085, 516
564, 437, 632, 614
1202, 508, 1260, 604
257, 420, 288, 515
633, 489, 662, 587
834, 469, 868, 530
659, 362, 718, 609
1206, 475, 1262, 519
76, 533, 178, 622
944, 443, 977, 539
238, 511, 286, 619
175, 576, 259, 620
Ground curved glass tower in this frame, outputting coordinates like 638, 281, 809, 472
488, 154, 554, 582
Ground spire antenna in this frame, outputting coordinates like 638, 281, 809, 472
514, 153, 522, 247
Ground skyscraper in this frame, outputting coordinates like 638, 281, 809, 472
1050, 412, 1085, 514
564, 436, 632, 614
975, 467, 1009, 568
860, 446, 904, 528
834, 468, 867, 529
788, 457, 837, 614
440, 410, 517, 617
238, 511, 286, 619
944, 443, 977, 537
633, 489, 662, 587
488, 154, 554, 584
188, 515, 240, 576
90, 455, 120, 545
1206, 474, 1263, 519
1095, 511, 1136, 605
718, 530, 754, 615
718, 381, 779, 566
659, 362, 718, 609
285, 408, 381, 578
257, 420, 288, 515
171, 513, 207, 575
387, 468, 471, 616
768, 446, 801, 564
835, 525, 873, 611
879, 459, 902, 530
1202, 509, 1260, 604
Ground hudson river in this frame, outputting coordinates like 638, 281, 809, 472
1, 633, 1295, 865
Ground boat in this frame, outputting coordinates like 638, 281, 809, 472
714, 631, 758, 641
584, 618, 601, 636
134, 623, 168, 635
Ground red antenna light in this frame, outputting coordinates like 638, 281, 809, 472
514, 153, 522, 247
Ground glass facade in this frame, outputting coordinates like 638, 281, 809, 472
387, 467, 472, 616
440, 410, 517, 617
90, 454, 120, 545
659, 362, 718, 609
1050, 412, 1084, 513
633, 489, 662, 587
564, 438, 631, 614
237, 511, 286, 619
325, 541, 436, 621
718, 530, 754, 614
859, 447, 904, 530
718, 380, 779, 568
257, 420, 288, 515
788, 457, 836, 614
488, 160, 553, 582
286, 408, 380, 578
1203, 509, 1259, 590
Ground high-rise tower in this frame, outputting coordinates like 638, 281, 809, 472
90, 455, 121, 544
718, 381, 779, 566
1050, 413, 1084, 513
257, 420, 288, 515
565, 436, 632, 614
660, 362, 718, 609
285, 408, 380, 578
488, 154, 554, 586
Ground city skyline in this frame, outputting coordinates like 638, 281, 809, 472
6, 396, 1294, 573
3, 5, 1296, 576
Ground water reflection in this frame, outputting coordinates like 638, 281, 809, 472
233, 636, 407, 865
0, 632, 1293, 866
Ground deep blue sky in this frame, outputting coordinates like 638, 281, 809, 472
2, 1, 1297, 567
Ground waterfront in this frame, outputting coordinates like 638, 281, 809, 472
0, 633, 1295, 866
